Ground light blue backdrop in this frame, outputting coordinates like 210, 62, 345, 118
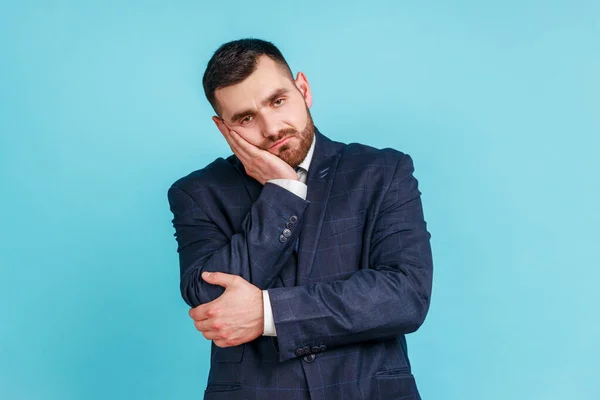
1, 1, 598, 399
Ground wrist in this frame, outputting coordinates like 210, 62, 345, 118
258, 289, 265, 328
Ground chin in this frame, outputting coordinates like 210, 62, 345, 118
278, 146, 303, 168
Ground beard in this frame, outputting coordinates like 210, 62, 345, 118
261, 106, 315, 169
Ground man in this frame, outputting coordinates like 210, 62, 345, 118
167, 38, 433, 400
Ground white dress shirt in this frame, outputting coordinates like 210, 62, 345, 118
261, 134, 316, 336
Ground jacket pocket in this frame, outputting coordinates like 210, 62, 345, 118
375, 367, 411, 377
374, 370, 419, 400
204, 382, 242, 393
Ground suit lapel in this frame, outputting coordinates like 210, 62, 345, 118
296, 130, 342, 282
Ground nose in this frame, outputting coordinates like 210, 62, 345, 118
259, 113, 283, 139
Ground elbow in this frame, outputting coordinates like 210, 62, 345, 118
180, 270, 202, 308
403, 268, 433, 334
399, 290, 431, 334
404, 304, 428, 334
179, 267, 224, 308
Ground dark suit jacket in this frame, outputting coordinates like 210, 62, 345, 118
167, 128, 433, 400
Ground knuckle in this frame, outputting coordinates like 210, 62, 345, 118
206, 308, 217, 318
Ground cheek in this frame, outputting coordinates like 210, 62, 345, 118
283, 100, 308, 128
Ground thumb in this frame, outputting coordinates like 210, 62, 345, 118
202, 271, 236, 288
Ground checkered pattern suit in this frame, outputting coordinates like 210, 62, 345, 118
167, 128, 433, 399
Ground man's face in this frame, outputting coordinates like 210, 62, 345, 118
213, 56, 315, 168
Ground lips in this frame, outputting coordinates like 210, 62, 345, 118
270, 136, 291, 149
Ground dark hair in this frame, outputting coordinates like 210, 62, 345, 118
202, 38, 294, 115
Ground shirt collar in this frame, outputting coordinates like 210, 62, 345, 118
297, 133, 316, 172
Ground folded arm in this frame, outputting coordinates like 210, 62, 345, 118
267, 154, 433, 362
168, 182, 309, 307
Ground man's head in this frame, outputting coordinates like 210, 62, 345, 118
202, 38, 314, 168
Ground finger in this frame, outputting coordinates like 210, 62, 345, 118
202, 271, 239, 288
213, 339, 235, 348
227, 130, 256, 163
194, 318, 221, 335
194, 318, 209, 332
202, 331, 222, 341
213, 117, 237, 151
189, 303, 212, 321
228, 129, 259, 158
213, 118, 251, 159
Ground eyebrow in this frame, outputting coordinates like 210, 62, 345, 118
229, 88, 289, 123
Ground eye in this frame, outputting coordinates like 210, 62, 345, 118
273, 98, 285, 107
240, 115, 253, 124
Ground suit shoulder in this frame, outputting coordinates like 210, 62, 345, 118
342, 141, 409, 166
168, 155, 240, 194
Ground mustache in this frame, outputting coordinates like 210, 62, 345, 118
263, 128, 299, 147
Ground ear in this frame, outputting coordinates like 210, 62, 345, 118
212, 115, 229, 136
294, 72, 313, 108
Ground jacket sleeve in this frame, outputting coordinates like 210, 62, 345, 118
167, 182, 309, 307
267, 154, 433, 362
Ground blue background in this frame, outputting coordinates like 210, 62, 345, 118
1, 1, 598, 399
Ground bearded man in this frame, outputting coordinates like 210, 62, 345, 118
167, 38, 433, 400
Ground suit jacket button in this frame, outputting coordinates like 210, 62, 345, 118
319, 345, 327, 352
295, 348, 304, 357
290, 215, 298, 223
282, 228, 292, 237
285, 221, 294, 229
302, 346, 310, 355
279, 235, 288, 243
311, 346, 321, 354
303, 354, 316, 363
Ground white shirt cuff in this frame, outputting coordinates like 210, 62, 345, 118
268, 179, 307, 200
262, 290, 277, 336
